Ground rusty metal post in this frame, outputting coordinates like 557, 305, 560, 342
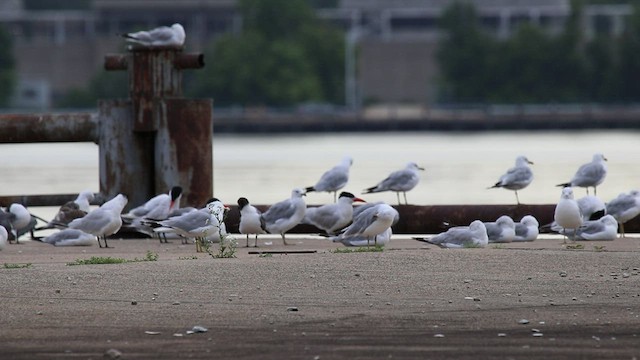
0, 113, 98, 143
98, 99, 155, 208
102, 47, 211, 208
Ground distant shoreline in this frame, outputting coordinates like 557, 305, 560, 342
213, 105, 640, 133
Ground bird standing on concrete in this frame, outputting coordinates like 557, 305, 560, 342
69, 194, 128, 248
261, 188, 307, 245
150, 198, 229, 252
488, 155, 534, 204
125, 186, 183, 221
2, 204, 32, 243
237, 197, 265, 247
302, 191, 366, 235
554, 187, 583, 242
331, 203, 398, 247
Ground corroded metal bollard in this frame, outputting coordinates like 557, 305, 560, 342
103, 47, 212, 209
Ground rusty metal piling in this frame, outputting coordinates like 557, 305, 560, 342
0, 46, 212, 210
101, 46, 212, 208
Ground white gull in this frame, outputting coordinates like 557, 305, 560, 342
302, 191, 365, 235
363, 162, 424, 205
488, 155, 534, 204
305, 156, 353, 201
556, 153, 607, 195
122, 23, 186, 47
261, 188, 307, 245
237, 197, 265, 247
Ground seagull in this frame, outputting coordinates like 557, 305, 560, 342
305, 156, 353, 201
416, 220, 488, 248
41, 201, 87, 230
6, 204, 32, 243
302, 192, 366, 235
334, 227, 393, 247
577, 195, 607, 221
68, 194, 128, 248
261, 188, 307, 245
574, 215, 618, 241
150, 199, 229, 252
0, 226, 7, 250
0, 210, 12, 239
488, 155, 534, 204
331, 203, 398, 247
41, 229, 96, 246
122, 23, 186, 47
125, 186, 183, 221
556, 153, 608, 195
513, 215, 539, 242
237, 197, 265, 247
543, 195, 606, 235
363, 162, 424, 205
484, 215, 516, 243
554, 187, 583, 242
605, 190, 640, 238
74, 190, 95, 213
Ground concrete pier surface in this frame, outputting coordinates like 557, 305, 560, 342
1, 235, 639, 359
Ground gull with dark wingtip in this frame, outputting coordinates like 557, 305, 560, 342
556, 153, 607, 195
68, 194, 128, 248
302, 191, 366, 235
415, 220, 488, 248
305, 156, 353, 202
363, 162, 424, 205
261, 188, 307, 245
488, 155, 534, 204
332, 203, 398, 247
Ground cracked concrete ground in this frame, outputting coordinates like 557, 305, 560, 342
1, 234, 639, 359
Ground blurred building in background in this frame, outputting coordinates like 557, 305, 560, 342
0, 0, 634, 109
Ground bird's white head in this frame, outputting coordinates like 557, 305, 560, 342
593, 153, 607, 162
516, 155, 534, 165
171, 23, 186, 45
561, 187, 574, 200
79, 190, 95, 201
292, 188, 306, 198
496, 215, 515, 227
469, 220, 486, 232
520, 215, 539, 227
407, 162, 425, 171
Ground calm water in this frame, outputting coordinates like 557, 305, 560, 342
2, 131, 639, 217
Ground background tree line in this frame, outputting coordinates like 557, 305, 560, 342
437, 0, 640, 104
48, 0, 640, 108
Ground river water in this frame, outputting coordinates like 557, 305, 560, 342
1, 131, 639, 216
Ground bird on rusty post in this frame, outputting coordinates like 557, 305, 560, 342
122, 23, 186, 48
